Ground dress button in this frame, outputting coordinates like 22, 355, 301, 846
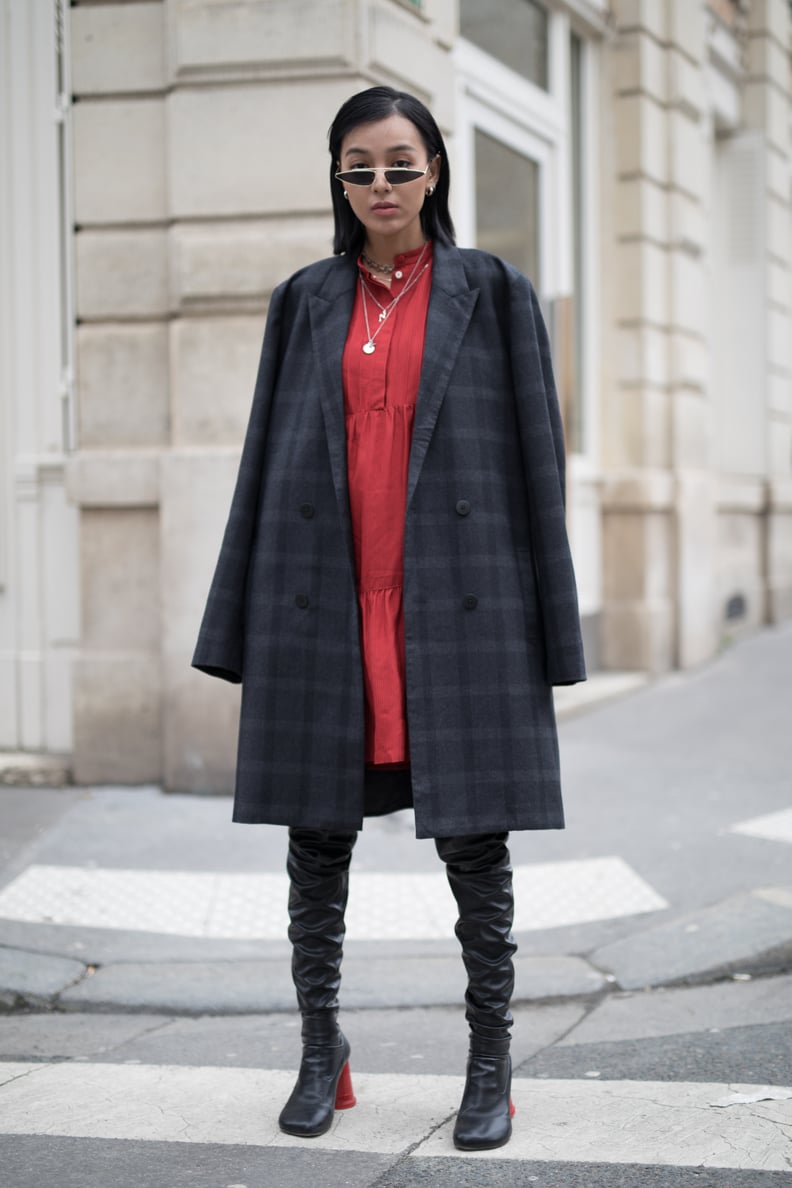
394, 270, 403, 279
299, 503, 315, 519
295, 593, 310, 609
455, 500, 471, 516
462, 594, 478, 610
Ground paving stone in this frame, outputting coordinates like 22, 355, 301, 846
0, 947, 87, 1008
79, 1001, 586, 1075
513, 956, 607, 1000
559, 971, 792, 1046
592, 888, 792, 990
57, 953, 606, 1015
0, 1013, 170, 1060
525, 1020, 792, 1086
59, 959, 294, 1015
0, 919, 286, 966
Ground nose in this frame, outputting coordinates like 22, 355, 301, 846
370, 167, 392, 192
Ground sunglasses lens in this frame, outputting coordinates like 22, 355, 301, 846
386, 170, 425, 184
337, 170, 375, 186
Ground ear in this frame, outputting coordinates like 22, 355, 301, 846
427, 153, 441, 187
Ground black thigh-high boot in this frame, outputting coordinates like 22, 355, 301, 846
435, 831, 517, 1152
278, 827, 358, 1137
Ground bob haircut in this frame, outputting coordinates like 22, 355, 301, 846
328, 86, 456, 257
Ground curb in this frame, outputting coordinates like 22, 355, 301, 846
2, 927, 791, 1017
0, 752, 71, 788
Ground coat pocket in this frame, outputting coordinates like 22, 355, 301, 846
515, 546, 541, 640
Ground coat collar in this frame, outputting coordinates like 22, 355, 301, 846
308, 243, 480, 543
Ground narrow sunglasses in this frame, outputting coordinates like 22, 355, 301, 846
335, 163, 433, 187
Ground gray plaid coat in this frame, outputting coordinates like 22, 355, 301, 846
192, 241, 586, 838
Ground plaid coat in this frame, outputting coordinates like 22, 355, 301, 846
192, 241, 586, 838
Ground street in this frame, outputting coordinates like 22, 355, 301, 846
1, 624, 791, 1185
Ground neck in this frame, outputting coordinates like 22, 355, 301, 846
363, 232, 426, 267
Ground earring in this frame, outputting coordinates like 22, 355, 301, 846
426, 185, 435, 196
343, 190, 349, 200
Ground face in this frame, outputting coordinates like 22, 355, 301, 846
337, 113, 440, 252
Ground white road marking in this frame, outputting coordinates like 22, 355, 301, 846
418, 1076, 792, 1168
731, 807, 792, 846
0, 859, 667, 940
0, 1063, 789, 1170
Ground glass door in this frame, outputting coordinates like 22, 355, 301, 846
474, 127, 541, 286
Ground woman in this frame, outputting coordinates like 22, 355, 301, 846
193, 86, 586, 1151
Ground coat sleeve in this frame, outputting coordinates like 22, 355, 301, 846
509, 270, 587, 686
191, 281, 286, 683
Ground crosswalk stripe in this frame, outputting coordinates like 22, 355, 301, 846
0, 858, 667, 940
730, 807, 792, 845
1, 1062, 790, 1170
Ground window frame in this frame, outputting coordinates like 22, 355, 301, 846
454, 6, 599, 466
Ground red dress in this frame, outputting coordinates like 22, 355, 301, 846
342, 243, 433, 767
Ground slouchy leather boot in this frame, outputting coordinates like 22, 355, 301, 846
435, 832, 517, 1152
278, 828, 358, 1138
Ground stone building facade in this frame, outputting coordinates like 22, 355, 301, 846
0, 0, 790, 789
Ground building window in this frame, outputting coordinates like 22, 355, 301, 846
474, 128, 540, 284
456, 7, 599, 463
569, 30, 585, 454
459, 0, 549, 90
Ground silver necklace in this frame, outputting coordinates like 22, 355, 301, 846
361, 251, 394, 274
360, 243, 429, 355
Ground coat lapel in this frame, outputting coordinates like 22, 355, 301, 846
407, 243, 479, 508
308, 246, 479, 524
308, 259, 357, 564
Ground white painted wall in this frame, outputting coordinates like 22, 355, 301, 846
0, 0, 79, 752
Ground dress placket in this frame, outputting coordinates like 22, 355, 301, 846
342, 245, 433, 766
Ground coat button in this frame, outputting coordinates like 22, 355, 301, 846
299, 503, 315, 519
462, 593, 478, 610
455, 500, 471, 516
295, 593, 310, 609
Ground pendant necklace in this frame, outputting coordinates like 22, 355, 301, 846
360, 242, 429, 355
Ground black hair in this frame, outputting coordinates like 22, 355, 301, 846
328, 86, 456, 257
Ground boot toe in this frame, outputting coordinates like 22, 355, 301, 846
453, 1110, 512, 1151
278, 1102, 334, 1138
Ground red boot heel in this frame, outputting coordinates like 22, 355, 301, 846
509, 1098, 516, 1117
334, 1061, 357, 1109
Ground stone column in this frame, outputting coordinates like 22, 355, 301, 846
666, 0, 718, 667
69, 0, 169, 782
601, 0, 716, 672
743, 0, 792, 622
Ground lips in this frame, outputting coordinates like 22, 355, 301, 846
371, 202, 398, 212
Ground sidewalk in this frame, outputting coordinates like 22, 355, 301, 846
1, 625, 790, 1015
